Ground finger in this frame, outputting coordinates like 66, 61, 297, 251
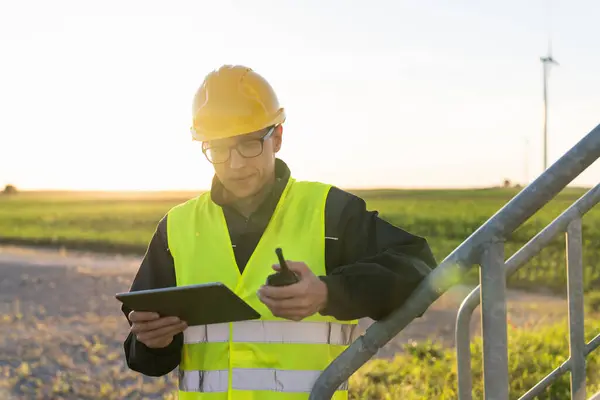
128, 311, 160, 322
268, 307, 309, 320
286, 261, 312, 276
137, 321, 188, 342
131, 316, 181, 333
259, 295, 309, 311
144, 337, 173, 349
132, 317, 182, 334
271, 261, 304, 273
259, 283, 305, 300
258, 293, 311, 320
138, 322, 187, 342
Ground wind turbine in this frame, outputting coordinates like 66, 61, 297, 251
540, 15, 559, 171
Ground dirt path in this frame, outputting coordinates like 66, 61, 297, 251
0, 244, 568, 355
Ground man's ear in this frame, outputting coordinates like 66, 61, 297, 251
273, 125, 283, 153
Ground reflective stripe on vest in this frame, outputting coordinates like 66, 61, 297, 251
167, 178, 359, 399
183, 321, 356, 346
179, 369, 349, 392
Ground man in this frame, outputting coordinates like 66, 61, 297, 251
122, 65, 437, 399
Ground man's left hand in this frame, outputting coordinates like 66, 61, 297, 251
257, 261, 328, 321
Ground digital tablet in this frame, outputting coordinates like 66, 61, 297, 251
115, 282, 261, 326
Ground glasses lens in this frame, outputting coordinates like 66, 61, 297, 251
237, 140, 263, 158
205, 146, 230, 164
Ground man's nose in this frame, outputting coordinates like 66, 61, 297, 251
228, 148, 247, 169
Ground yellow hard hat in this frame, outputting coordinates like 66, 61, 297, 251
190, 65, 286, 142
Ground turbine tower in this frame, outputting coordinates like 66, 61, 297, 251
540, 7, 559, 171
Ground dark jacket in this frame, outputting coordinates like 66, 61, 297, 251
122, 159, 437, 377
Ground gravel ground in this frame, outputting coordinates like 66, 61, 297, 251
0, 246, 178, 400
0, 245, 568, 399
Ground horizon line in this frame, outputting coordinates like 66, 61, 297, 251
4, 183, 592, 194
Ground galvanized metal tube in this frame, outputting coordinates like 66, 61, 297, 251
519, 333, 600, 399
518, 358, 571, 400
456, 296, 474, 400
309, 124, 600, 399
480, 238, 509, 400
587, 332, 600, 354
455, 184, 600, 398
567, 218, 586, 400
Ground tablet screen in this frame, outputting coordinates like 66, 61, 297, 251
116, 282, 260, 326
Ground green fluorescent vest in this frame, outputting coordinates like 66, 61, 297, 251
167, 178, 358, 400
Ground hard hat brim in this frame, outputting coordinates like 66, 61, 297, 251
191, 108, 286, 142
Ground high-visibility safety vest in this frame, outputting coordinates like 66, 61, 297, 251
167, 178, 359, 400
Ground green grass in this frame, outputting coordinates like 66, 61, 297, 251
2, 187, 599, 293
0, 191, 186, 253
350, 318, 600, 399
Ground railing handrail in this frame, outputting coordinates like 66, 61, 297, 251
309, 123, 600, 399
455, 183, 600, 399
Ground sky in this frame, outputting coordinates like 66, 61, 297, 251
0, 0, 599, 191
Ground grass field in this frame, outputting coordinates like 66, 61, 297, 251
2, 187, 600, 399
351, 320, 600, 399
2, 187, 599, 293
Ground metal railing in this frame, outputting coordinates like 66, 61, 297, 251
455, 183, 600, 400
309, 123, 600, 400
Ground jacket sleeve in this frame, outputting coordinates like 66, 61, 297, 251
319, 188, 437, 321
121, 215, 183, 377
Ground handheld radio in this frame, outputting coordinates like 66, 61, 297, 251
265, 248, 299, 286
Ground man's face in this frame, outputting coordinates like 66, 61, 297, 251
204, 126, 282, 199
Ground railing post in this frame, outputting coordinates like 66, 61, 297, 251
456, 300, 474, 400
480, 236, 509, 400
567, 218, 586, 400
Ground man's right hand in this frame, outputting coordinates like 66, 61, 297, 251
128, 311, 188, 349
